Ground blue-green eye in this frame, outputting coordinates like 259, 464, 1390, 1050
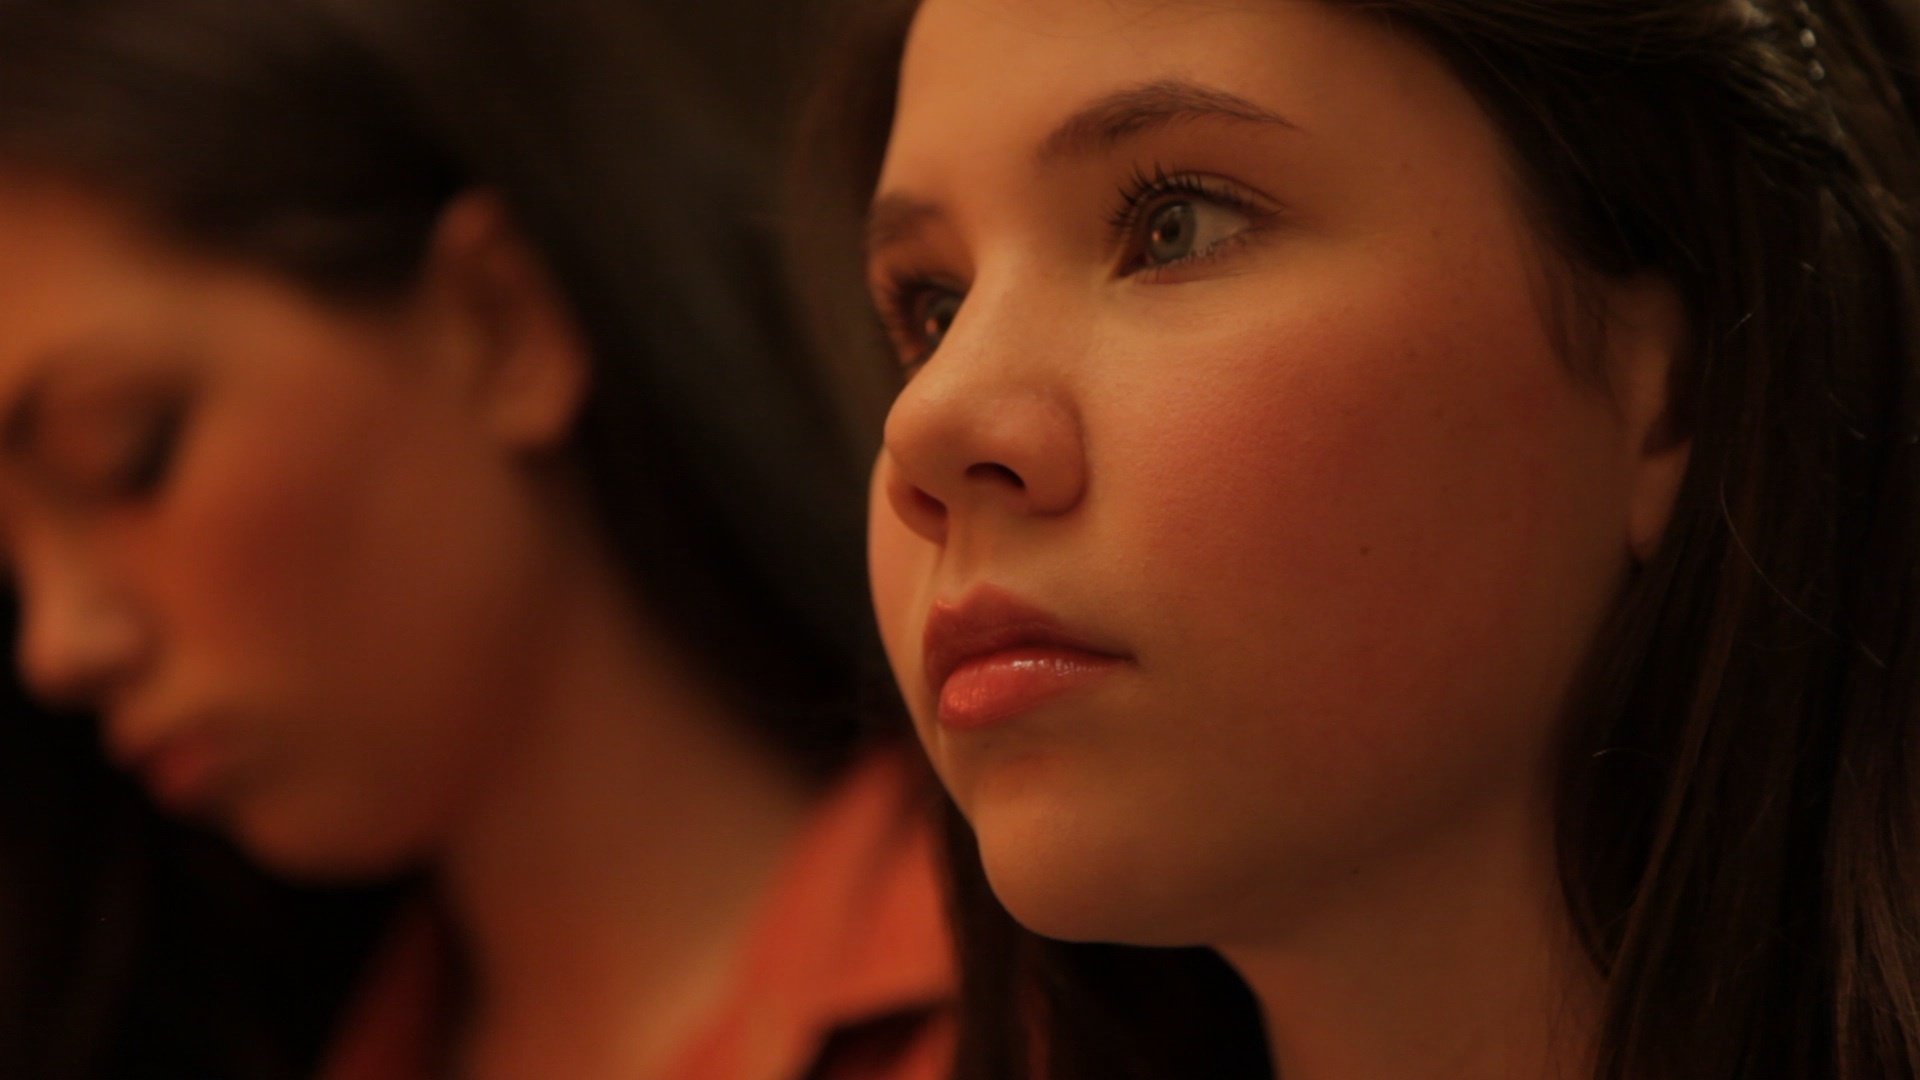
1144, 200, 1200, 264
1112, 167, 1269, 274
1135, 194, 1255, 270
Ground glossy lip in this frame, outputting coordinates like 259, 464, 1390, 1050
922, 585, 1131, 729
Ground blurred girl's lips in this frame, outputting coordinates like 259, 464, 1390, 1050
922, 586, 1131, 730
139, 731, 228, 813
106, 711, 228, 813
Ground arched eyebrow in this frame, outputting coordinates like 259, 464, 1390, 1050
866, 78, 1297, 259
1034, 78, 1298, 165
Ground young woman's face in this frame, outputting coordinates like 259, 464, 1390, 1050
0, 179, 572, 880
868, 0, 1679, 946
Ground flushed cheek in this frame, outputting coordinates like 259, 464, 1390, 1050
174, 400, 383, 631
133, 380, 511, 870
1114, 308, 1628, 797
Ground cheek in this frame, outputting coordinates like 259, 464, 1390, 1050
1114, 281, 1631, 795
964, 277, 1642, 942
148, 388, 391, 675
135, 375, 540, 873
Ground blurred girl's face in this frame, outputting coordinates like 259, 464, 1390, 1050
0, 179, 578, 880
867, 0, 1685, 945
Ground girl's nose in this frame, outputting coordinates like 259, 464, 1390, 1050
878, 296, 1088, 545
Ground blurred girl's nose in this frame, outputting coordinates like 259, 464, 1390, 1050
14, 543, 149, 710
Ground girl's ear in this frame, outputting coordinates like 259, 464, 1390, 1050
414, 190, 592, 452
1607, 275, 1692, 564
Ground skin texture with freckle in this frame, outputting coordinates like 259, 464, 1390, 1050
867, 0, 1685, 953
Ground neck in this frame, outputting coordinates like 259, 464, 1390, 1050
1220, 797, 1601, 1080
433, 531, 818, 1079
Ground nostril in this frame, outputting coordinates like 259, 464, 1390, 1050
965, 462, 1024, 489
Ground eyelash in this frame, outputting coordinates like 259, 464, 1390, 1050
873, 165, 1272, 369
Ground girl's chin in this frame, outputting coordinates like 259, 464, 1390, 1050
969, 803, 1223, 948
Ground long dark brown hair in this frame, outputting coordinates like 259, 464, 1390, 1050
798, 0, 1920, 1076
0, 0, 885, 1076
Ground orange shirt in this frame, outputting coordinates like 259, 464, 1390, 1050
319, 749, 955, 1080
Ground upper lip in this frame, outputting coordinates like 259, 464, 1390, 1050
921, 585, 1129, 699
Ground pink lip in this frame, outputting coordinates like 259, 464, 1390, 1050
922, 586, 1130, 730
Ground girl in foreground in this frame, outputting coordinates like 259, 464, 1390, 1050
0, 0, 952, 1077
831, 0, 1920, 1076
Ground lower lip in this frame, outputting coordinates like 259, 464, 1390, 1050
142, 736, 228, 813
937, 648, 1124, 730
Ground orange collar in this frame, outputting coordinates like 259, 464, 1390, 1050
661, 749, 954, 1080
320, 747, 954, 1080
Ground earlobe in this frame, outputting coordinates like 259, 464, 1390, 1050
1607, 275, 1692, 563
420, 190, 592, 452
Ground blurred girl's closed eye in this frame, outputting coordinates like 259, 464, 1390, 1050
105, 399, 186, 498
9, 375, 193, 505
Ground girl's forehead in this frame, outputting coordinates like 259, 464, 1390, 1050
880, 0, 1503, 230
888, 0, 1460, 159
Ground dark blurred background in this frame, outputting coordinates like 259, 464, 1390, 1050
658, 3, 838, 165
